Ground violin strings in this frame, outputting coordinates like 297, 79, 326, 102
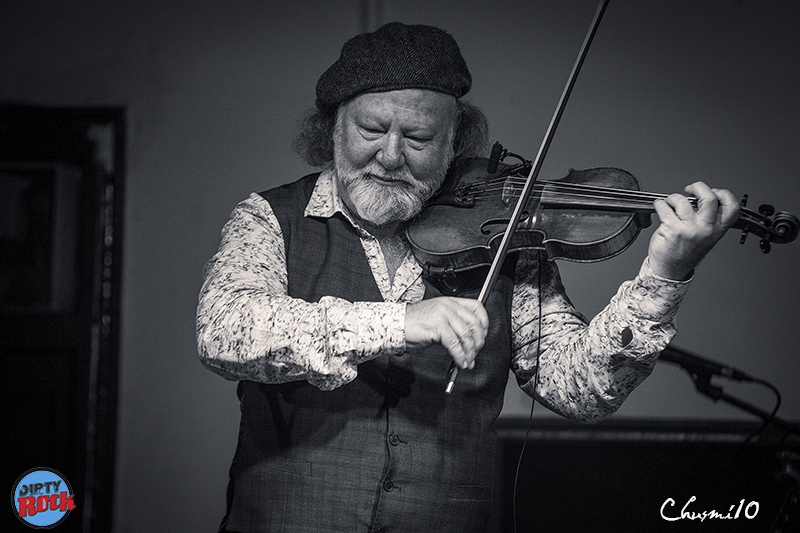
504, 177, 693, 203
470, 177, 671, 200
469, 186, 660, 208
463, 178, 698, 208
473, 188, 660, 207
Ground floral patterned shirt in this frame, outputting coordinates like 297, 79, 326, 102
196, 169, 690, 422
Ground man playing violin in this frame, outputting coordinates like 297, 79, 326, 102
196, 22, 739, 533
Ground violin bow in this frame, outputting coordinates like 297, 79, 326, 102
445, 0, 611, 394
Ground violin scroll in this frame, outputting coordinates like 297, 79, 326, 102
736, 195, 800, 253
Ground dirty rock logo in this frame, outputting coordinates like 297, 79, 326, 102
11, 468, 75, 529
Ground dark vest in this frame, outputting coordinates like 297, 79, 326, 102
222, 174, 516, 533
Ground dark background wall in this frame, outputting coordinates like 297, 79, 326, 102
1, 1, 798, 531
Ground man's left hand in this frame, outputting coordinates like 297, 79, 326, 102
648, 181, 740, 281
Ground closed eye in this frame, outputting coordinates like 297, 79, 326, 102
405, 136, 433, 150
358, 126, 386, 140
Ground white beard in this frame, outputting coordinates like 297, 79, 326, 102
333, 136, 452, 228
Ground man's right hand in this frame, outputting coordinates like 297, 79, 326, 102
405, 298, 489, 370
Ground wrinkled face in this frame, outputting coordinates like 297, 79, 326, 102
333, 89, 457, 227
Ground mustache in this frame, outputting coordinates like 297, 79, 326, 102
360, 165, 418, 186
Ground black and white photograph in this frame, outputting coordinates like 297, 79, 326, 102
2, 1, 799, 532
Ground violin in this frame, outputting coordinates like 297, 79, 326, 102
406, 151, 800, 276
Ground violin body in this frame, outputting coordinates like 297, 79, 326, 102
406, 158, 649, 274
406, 157, 799, 275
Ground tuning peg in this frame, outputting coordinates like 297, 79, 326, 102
739, 195, 750, 244
760, 238, 772, 254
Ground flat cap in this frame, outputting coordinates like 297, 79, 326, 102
315, 22, 471, 109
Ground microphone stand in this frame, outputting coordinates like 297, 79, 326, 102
684, 369, 800, 437
678, 367, 800, 531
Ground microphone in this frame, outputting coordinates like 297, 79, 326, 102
486, 141, 504, 174
659, 344, 753, 382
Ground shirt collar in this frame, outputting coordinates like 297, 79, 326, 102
305, 167, 346, 219
305, 168, 378, 240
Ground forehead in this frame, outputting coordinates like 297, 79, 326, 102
340, 89, 457, 131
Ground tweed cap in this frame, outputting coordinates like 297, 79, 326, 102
315, 22, 471, 109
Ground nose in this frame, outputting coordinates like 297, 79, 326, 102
376, 133, 405, 170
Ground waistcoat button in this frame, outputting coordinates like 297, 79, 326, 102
383, 480, 394, 492
388, 434, 401, 446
